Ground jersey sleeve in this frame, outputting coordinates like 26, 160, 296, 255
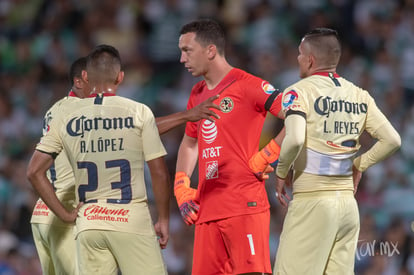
281, 86, 308, 118
353, 94, 401, 171
364, 93, 395, 135
36, 104, 65, 157
184, 86, 198, 139
141, 105, 167, 161
245, 78, 282, 117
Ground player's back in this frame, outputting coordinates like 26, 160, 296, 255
55, 93, 165, 204
287, 73, 377, 156
283, 73, 389, 192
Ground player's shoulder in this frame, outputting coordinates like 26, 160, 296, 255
48, 95, 75, 110
337, 76, 373, 99
113, 95, 150, 109
282, 77, 307, 94
232, 68, 262, 82
232, 68, 275, 92
46, 95, 82, 118
192, 81, 207, 95
110, 95, 155, 115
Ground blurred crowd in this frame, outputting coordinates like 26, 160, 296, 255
0, 0, 413, 274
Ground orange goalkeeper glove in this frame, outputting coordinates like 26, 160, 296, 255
249, 139, 281, 180
174, 172, 199, 225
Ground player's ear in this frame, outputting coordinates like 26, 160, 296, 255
81, 70, 88, 83
207, 44, 216, 60
308, 54, 315, 70
73, 77, 83, 89
115, 71, 124, 85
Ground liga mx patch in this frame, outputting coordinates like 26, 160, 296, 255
206, 161, 218, 179
282, 90, 299, 110
42, 111, 53, 134
261, 81, 276, 95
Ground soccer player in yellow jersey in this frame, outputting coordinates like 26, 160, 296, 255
30, 57, 89, 275
29, 53, 220, 274
27, 45, 175, 275
251, 28, 401, 274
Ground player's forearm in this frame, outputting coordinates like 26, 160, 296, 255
276, 115, 306, 178
147, 158, 170, 221
176, 134, 198, 177
353, 122, 401, 172
27, 151, 72, 222
152, 179, 170, 221
28, 172, 72, 222
156, 112, 187, 135
274, 127, 285, 146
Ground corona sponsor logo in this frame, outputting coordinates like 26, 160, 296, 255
67, 116, 134, 137
314, 96, 367, 117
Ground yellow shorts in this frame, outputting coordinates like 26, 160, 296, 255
274, 190, 359, 275
77, 230, 167, 275
31, 223, 77, 275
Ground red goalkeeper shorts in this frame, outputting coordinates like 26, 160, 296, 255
192, 210, 271, 275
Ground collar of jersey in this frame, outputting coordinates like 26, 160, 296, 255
312, 72, 340, 78
68, 91, 78, 97
67, 91, 116, 97
87, 92, 116, 97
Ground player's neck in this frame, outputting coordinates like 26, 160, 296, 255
204, 61, 233, 90
89, 85, 117, 95
311, 65, 336, 75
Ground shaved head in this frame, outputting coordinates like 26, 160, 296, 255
86, 45, 122, 85
302, 28, 341, 68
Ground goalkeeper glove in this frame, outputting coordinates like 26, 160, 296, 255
249, 139, 281, 180
174, 172, 199, 225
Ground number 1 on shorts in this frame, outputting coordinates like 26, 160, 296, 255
246, 234, 256, 255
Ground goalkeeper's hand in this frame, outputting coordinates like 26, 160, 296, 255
249, 139, 281, 181
174, 172, 199, 225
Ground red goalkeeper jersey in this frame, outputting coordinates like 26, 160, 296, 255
185, 68, 282, 223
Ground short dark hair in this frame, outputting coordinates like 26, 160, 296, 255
180, 19, 226, 56
302, 28, 341, 66
86, 44, 122, 84
68, 57, 87, 86
304, 27, 339, 39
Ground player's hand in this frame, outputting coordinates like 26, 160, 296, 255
179, 200, 199, 225
154, 219, 169, 249
249, 139, 280, 180
275, 176, 291, 207
186, 94, 220, 122
174, 172, 199, 225
352, 165, 362, 195
252, 164, 274, 181
285, 169, 294, 188
61, 202, 83, 223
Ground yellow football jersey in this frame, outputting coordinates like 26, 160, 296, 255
278, 72, 399, 193
31, 96, 77, 227
36, 93, 167, 236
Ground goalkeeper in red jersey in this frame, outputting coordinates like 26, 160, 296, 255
174, 19, 284, 275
